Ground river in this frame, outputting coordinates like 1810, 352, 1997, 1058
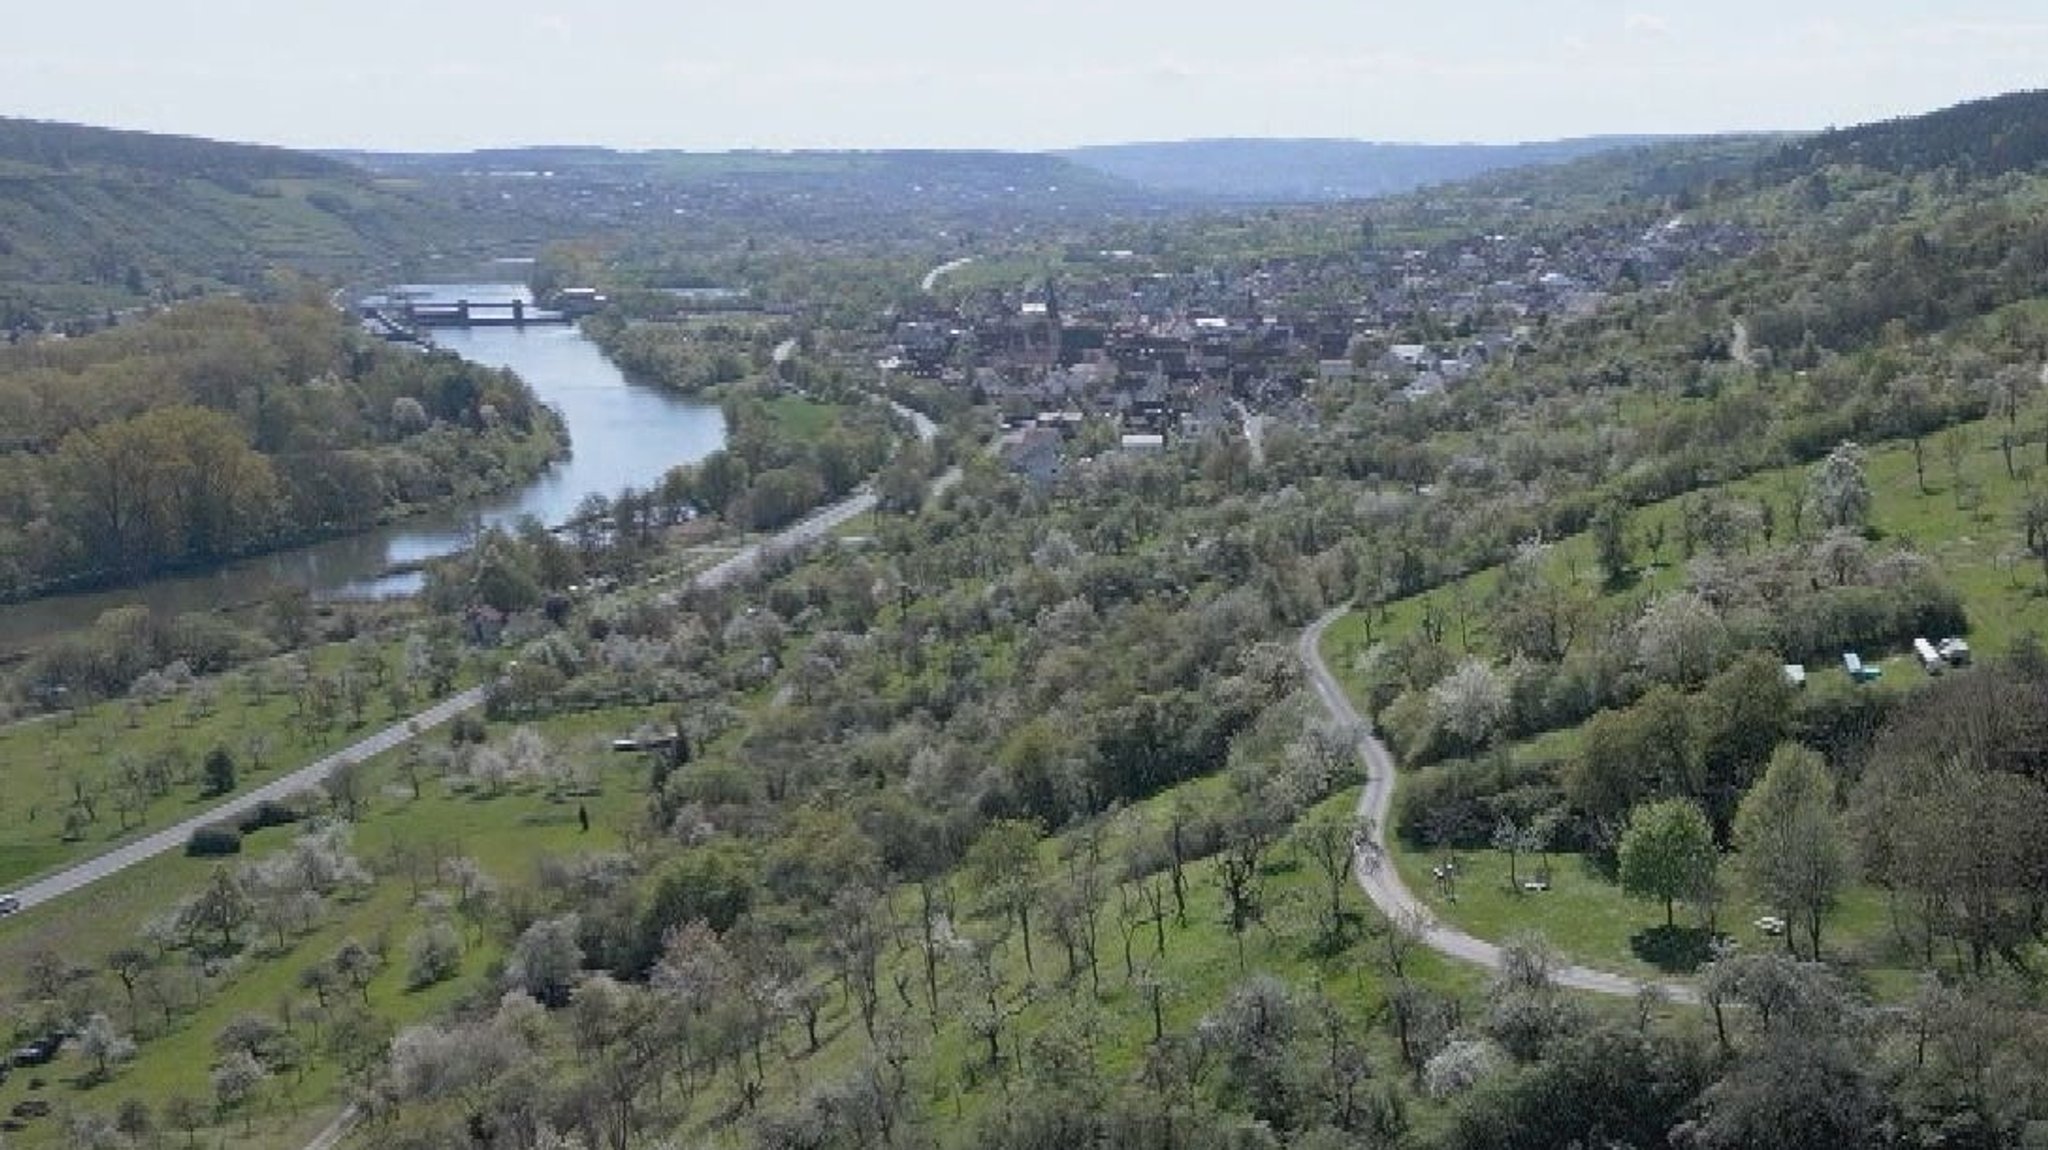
0, 284, 727, 650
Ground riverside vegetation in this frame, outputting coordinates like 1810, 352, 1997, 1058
0, 292, 563, 603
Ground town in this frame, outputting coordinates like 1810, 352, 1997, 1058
867, 209, 1757, 481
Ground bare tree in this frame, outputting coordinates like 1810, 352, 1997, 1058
964, 818, 1044, 976
77, 1012, 136, 1082
1375, 906, 1430, 982
106, 946, 151, 1026
825, 886, 886, 1040
960, 938, 1030, 1076
1046, 830, 1108, 994
1216, 812, 1274, 970
1296, 806, 1375, 949
1116, 876, 1169, 980
914, 879, 953, 1028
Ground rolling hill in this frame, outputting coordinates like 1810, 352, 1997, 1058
1057, 135, 1689, 202
0, 117, 539, 327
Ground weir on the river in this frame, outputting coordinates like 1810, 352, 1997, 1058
383, 299, 573, 328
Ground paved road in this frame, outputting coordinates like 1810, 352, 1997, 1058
1299, 607, 1699, 1003
302, 1105, 358, 1150
679, 489, 882, 595
8, 394, 952, 917
5, 687, 485, 916
920, 257, 974, 293
672, 397, 944, 592
1234, 401, 1266, 467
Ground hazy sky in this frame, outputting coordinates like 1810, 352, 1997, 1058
3, 1, 2044, 152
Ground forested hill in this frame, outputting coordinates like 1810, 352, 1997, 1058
0, 118, 535, 328
1758, 88, 2048, 183
1058, 136, 1679, 202
0, 117, 350, 181
333, 146, 1169, 221
340, 146, 1134, 193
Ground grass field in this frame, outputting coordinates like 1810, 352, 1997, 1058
0, 702, 648, 1147
0, 685, 1564, 1148
1321, 408, 2048, 693
759, 394, 840, 441
0, 639, 483, 891
1383, 833, 1901, 972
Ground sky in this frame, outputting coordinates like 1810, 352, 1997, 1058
3, 1, 2045, 152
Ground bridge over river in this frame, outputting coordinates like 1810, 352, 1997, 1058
362, 293, 572, 331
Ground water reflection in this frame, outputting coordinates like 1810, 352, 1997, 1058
0, 286, 725, 647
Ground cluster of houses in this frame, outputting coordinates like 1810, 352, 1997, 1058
884, 212, 1752, 484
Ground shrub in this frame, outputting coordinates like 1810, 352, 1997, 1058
404, 921, 464, 990
185, 824, 243, 857
1771, 579, 1967, 667
449, 713, 488, 745
235, 798, 305, 835
200, 747, 236, 797
1378, 689, 1439, 765
1424, 1039, 1504, 1100
1395, 753, 1569, 851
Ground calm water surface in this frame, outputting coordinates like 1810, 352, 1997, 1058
0, 285, 725, 649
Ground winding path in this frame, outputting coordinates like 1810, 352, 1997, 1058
1299, 607, 1698, 1003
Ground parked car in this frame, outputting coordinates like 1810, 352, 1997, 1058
10, 1037, 58, 1068
1938, 637, 1973, 666
0, 893, 19, 916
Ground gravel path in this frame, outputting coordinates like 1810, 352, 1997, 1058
1299, 607, 1699, 1003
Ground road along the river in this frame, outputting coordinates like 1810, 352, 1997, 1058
6, 398, 952, 917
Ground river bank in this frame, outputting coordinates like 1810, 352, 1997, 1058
0, 286, 728, 653
0, 406, 568, 610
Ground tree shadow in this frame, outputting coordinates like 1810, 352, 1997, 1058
1301, 909, 1368, 960
1629, 924, 1716, 973
1601, 568, 1642, 594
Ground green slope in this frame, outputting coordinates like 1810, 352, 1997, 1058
0, 118, 532, 326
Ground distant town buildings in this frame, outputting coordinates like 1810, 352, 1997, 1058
879, 211, 1751, 484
